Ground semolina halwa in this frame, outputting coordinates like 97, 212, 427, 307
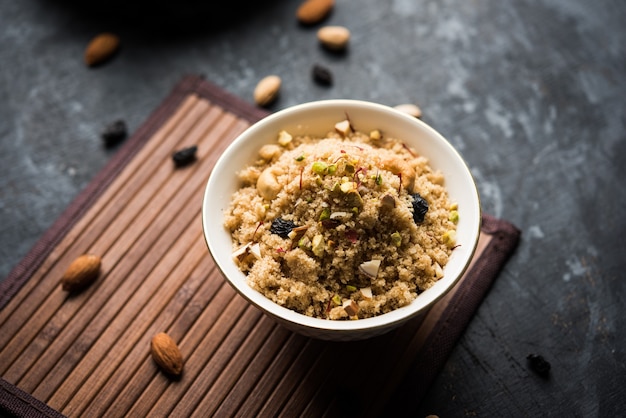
224, 119, 458, 320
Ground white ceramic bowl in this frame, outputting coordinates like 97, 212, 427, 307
202, 100, 481, 341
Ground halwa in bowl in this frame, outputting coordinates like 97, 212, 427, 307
202, 100, 480, 341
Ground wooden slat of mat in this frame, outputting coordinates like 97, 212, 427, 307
187, 315, 277, 417
0, 94, 251, 410
2, 99, 229, 390
96, 259, 225, 417
144, 295, 256, 415
48, 114, 249, 415
231, 332, 310, 417
0, 94, 200, 334
0, 96, 205, 376
122, 280, 239, 417
212, 324, 292, 417
88, 252, 220, 416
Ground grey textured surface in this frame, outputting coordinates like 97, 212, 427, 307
1, 0, 625, 415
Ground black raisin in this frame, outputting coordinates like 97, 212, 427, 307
101, 120, 127, 147
321, 219, 341, 229
270, 218, 297, 238
172, 145, 198, 167
312, 64, 333, 86
526, 354, 551, 378
410, 193, 429, 223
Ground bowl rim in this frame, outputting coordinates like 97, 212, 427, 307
202, 99, 481, 333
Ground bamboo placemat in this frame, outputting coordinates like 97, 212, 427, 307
0, 75, 520, 418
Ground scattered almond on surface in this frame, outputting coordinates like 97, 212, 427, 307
84, 32, 120, 67
297, 0, 335, 25
151, 332, 183, 376
254, 75, 282, 107
393, 103, 423, 118
61, 254, 101, 292
317, 25, 350, 51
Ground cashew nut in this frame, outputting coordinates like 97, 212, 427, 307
381, 158, 416, 191
258, 144, 281, 161
257, 168, 281, 200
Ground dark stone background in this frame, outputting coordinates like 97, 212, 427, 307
1, 0, 625, 415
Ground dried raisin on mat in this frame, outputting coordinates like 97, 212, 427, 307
172, 145, 198, 167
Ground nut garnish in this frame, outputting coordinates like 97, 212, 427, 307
254, 75, 281, 107
296, 0, 335, 25
317, 26, 350, 51
151, 332, 183, 376
342, 299, 359, 316
334, 119, 351, 136
61, 254, 101, 292
360, 287, 373, 299
358, 259, 381, 279
393, 103, 422, 118
84, 33, 120, 67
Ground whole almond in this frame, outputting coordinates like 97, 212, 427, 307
317, 26, 350, 51
151, 332, 183, 376
297, 0, 335, 25
254, 75, 281, 107
61, 254, 101, 292
84, 33, 120, 67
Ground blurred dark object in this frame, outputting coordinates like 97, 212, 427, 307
527, 354, 551, 378
101, 120, 128, 148
51, 0, 285, 34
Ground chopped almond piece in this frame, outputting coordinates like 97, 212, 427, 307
334, 120, 351, 136
342, 299, 359, 316
359, 259, 381, 279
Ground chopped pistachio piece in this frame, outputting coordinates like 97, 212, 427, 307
319, 207, 331, 221
449, 202, 459, 211
332, 294, 342, 305
442, 230, 457, 247
346, 285, 357, 292
312, 161, 328, 174
391, 231, 402, 247
312, 234, 325, 257
298, 235, 311, 249
449, 210, 459, 223
345, 189, 363, 207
